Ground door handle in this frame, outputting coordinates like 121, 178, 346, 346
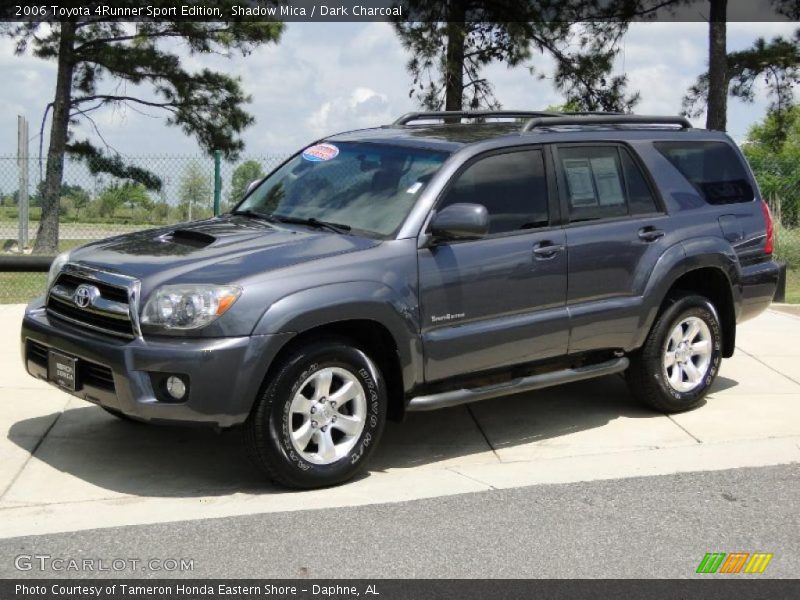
533, 242, 564, 259
638, 227, 665, 242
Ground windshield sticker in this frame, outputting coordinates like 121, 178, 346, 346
302, 143, 339, 162
406, 181, 423, 194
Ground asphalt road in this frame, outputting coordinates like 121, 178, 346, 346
1, 464, 797, 579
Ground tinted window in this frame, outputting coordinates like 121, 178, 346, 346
559, 146, 628, 221
655, 141, 754, 204
438, 150, 548, 234
620, 148, 659, 214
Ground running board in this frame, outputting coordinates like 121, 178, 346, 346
406, 357, 629, 412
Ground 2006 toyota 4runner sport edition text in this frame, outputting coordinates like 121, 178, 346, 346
21, 111, 780, 488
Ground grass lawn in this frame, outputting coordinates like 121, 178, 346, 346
1, 239, 92, 304
785, 269, 800, 304
0, 271, 46, 304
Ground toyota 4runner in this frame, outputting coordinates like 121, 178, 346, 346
21, 111, 780, 488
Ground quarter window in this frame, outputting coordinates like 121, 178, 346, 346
655, 141, 754, 205
438, 150, 549, 234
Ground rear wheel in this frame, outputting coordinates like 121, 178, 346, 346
627, 293, 722, 413
243, 338, 387, 489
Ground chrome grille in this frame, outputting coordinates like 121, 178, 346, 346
46, 265, 140, 339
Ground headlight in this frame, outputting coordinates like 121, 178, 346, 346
46, 251, 70, 290
141, 284, 241, 330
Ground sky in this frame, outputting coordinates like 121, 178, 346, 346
1, 20, 798, 166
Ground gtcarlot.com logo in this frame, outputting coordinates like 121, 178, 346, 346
15, 554, 194, 573
696, 552, 773, 574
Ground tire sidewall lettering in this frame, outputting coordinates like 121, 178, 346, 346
657, 303, 722, 403
273, 353, 385, 476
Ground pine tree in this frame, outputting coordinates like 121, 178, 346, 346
683, 28, 800, 136
1, 2, 283, 252
392, 1, 658, 113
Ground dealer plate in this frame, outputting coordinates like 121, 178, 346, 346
48, 350, 79, 392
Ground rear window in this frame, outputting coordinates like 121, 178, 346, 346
654, 141, 754, 205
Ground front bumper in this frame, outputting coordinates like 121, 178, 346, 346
21, 301, 293, 427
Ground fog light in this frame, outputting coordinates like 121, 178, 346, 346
165, 376, 186, 400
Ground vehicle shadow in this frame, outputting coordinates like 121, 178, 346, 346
6, 373, 738, 499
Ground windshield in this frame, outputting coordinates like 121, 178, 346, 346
235, 141, 449, 237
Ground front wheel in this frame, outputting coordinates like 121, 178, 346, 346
243, 338, 387, 489
627, 293, 722, 413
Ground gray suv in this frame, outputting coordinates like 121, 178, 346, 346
21, 111, 780, 488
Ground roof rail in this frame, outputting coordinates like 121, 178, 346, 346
393, 110, 560, 126
560, 111, 624, 116
521, 114, 692, 132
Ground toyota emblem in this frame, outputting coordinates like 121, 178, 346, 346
73, 284, 100, 308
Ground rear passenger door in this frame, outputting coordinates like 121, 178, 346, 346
553, 144, 670, 353
418, 147, 568, 382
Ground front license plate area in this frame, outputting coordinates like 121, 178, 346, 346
48, 351, 79, 392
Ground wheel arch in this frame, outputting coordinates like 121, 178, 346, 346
253, 282, 421, 422
641, 267, 737, 359
636, 239, 740, 358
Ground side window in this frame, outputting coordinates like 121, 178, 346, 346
620, 148, 659, 215
559, 146, 628, 222
655, 141, 754, 205
438, 149, 549, 234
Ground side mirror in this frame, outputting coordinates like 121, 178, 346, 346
244, 179, 262, 198
429, 203, 489, 242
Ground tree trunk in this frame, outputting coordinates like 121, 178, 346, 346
33, 21, 76, 254
443, 2, 466, 112
706, 0, 728, 131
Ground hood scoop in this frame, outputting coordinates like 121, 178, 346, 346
161, 229, 216, 248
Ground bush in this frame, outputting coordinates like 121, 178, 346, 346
775, 225, 800, 270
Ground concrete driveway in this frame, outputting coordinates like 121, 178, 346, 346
1, 304, 799, 539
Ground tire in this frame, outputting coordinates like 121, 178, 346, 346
243, 337, 387, 489
627, 293, 722, 413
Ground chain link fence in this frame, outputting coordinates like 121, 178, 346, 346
1, 153, 286, 302
1, 154, 288, 246
760, 164, 800, 274
1, 151, 799, 303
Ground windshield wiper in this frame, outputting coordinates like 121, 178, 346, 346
231, 208, 274, 222
270, 215, 351, 234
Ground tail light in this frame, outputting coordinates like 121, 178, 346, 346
761, 200, 774, 255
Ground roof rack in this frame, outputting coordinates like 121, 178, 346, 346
521, 114, 692, 132
393, 110, 560, 126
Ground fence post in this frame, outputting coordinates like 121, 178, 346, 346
17, 115, 29, 251
213, 150, 222, 216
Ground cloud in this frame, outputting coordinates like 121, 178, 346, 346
306, 87, 392, 137
2, 21, 798, 161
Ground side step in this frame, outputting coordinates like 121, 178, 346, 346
406, 357, 629, 412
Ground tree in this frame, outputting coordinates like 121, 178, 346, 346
179, 161, 212, 222
392, 1, 658, 113
685, 0, 799, 131
705, 0, 728, 131
1, 2, 283, 252
61, 183, 91, 214
228, 160, 265, 207
743, 106, 800, 228
684, 28, 800, 137
94, 182, 152, 219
